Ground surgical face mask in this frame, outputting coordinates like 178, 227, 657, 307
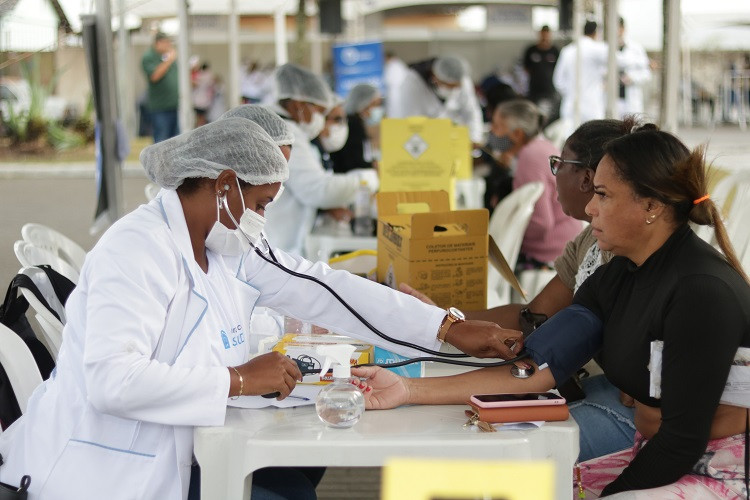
205, 193, 250, 256
488, 132, 514, 154
297, 108, 326, 140
365, 106, 384, 127
434, 85, 458, 100
222, 178, 268, 248
320, 123, 349, 152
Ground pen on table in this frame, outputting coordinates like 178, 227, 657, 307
286, 395, 310, 401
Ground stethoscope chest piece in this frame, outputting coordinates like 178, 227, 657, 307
510, 364, 535, 379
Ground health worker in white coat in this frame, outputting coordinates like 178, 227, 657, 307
265, 63, 375, 255
0, 118, 522, 500
553, 21, 609, 128
389, 56, 484, 144
616, 17, 651, 118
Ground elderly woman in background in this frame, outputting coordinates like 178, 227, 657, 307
358, 124, 750, 497
489, 99, 581, 268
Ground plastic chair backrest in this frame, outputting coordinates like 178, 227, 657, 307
145, 183, 161, 201
0, 323, 43, 415
486, 182, 545, 307
33, 313, 63, 360
14, 241, 79, 285
695, 170, 750, 245
21, 223, 87, 273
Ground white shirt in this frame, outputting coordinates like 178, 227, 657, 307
389, 69, 484, 144
553, 36, 609, 124
263, 105, 360, 255
617, 37, 651, 117
0, 189, 445, 500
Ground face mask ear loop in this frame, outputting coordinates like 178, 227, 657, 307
221, 177, 257, 249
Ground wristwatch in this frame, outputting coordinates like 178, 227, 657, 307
437, 307, 466, 343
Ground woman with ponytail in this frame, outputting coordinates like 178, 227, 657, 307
356, 124, 750, 498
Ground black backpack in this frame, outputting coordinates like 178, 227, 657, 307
0, 265, 74, 430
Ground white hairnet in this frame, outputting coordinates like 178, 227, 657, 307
274, 63, 332, 108
219, 104, 295, 146
345, 83, 380, 115
432, 56, 465, 84
140, 118, 288, 189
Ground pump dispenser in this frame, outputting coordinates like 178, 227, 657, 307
315, 344, 365, 428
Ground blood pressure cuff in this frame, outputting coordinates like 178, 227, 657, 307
523, 304, 603, 386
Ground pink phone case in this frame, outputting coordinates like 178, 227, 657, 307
469, 392, 566, 408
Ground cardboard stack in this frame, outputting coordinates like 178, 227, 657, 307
376, 190, 489, 311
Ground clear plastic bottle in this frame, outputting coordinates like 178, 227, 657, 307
315, 345, 365, 428
353, 180, 373, 237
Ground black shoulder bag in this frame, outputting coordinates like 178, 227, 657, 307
0, 454, 30, 500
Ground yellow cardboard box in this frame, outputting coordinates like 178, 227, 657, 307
271, 333, 373, 384
380, 117, 472, 207
376, 191, 489, 310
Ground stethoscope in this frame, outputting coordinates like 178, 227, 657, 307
221, 192, 534, 376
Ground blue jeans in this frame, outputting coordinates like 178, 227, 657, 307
568, 374, 636, 462
150, 109, 179, 143
187, 464, 323, 500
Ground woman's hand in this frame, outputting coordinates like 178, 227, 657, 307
351, 366, 410, 410
398, 282, 437, 306
445, 321, 523, 360
231, 352, 302, 399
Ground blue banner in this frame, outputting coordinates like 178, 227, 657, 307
332, 41, 384, 98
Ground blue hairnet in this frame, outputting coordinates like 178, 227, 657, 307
345, 83, 380, 115
219, 104, 295, 146
274, 63, 332, 108
432, 56, 465, 84
141, 118, 288, 189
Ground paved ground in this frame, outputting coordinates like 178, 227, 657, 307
0, 123, 747, 499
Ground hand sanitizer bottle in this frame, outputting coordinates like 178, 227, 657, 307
315, 344, 365, 428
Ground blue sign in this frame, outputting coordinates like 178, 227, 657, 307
332, 41, 384, 98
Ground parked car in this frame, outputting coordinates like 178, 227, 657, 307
0, 77, 74, 122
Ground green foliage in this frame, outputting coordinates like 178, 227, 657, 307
47, 122, 86, 151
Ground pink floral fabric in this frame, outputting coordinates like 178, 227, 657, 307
574, 432, 747, 499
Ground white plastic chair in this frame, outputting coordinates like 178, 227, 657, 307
486, 182, 545, 307
16, 266, 68, 359
0, 323, 43, 415
515, 268, 558, 303
145, 182, 161, 201
21, 223, 87, 273
454, 178, 487, 209
14, 240, 80, 285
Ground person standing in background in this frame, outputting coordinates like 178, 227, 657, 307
553, 21, 608, 128
141, 32, 179, 143
523, 25, 560, 124
192, 62, 215, 127
617, 17, 652, 118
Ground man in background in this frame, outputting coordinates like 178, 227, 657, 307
553, 21, 608, 128
523, 25, 560, 123
141, 32, 179, 143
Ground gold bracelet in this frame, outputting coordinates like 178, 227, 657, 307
230, 366, 243, 400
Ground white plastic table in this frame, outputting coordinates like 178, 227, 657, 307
193, 404, 579, 500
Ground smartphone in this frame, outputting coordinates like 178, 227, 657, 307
469, 392, 566, 408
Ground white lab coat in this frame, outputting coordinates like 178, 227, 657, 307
617, 38, 651, 117
0, 189, 445, 500
263, 105, 361, 255
384, 57, 409, 118
389, 69, 484, 144
553, 36, 609, 124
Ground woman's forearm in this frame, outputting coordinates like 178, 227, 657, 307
406, 364, 556, 405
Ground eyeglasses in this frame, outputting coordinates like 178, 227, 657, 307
549, 155, 585, 176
